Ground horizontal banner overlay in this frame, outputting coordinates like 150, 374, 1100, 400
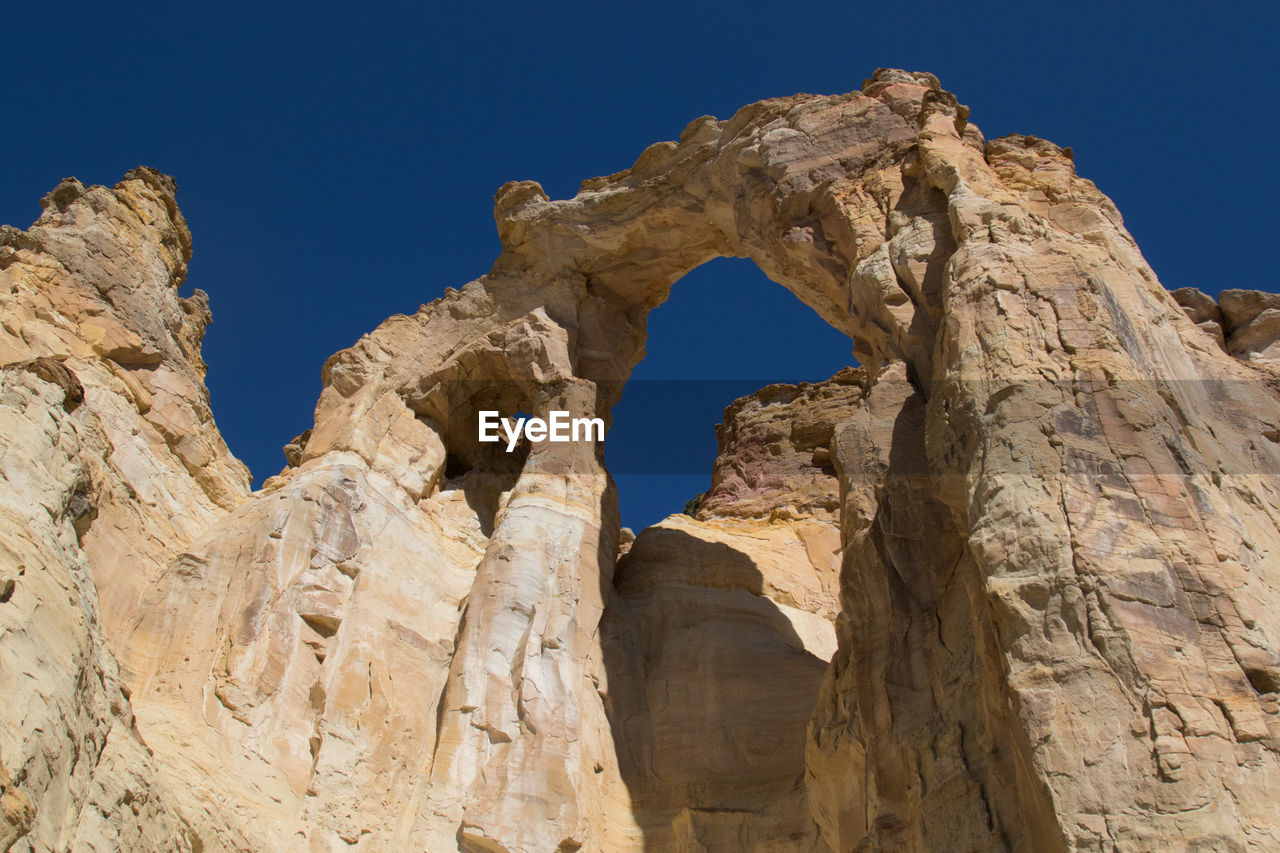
426, 379, 1280, 476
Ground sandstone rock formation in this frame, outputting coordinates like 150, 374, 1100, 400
0, 169, 248, 853
1172, 287, 1280, 364
2, 69, 1280, 852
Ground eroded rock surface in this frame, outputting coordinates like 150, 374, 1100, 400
2, 69, 1279, 852
0, 170, 247, 852
1172, 286, 1280, 363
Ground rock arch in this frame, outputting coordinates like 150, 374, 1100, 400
299, 71, 971, 848
284, 68, 1279, 850
3, 70, 1279, 852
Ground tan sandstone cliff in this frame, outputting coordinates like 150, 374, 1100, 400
2, 69, 1279, 852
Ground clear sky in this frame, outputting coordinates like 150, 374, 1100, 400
4, 1, 1276, 531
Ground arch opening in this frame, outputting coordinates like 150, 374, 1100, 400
605, 256, 858, 533
598, 256, 856, 850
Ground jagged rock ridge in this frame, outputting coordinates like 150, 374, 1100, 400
1, 70, 1279, 851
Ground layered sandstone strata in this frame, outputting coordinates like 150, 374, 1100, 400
1, 69, 1279, 852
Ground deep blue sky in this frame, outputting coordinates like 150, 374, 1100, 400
4, 2, 1275, 531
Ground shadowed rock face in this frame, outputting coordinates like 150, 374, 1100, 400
2, 69, 1279, 852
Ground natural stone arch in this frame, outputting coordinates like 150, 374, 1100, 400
300, 67, 1280, 852
15, 70, 1271, 852
484, 70, 950, 396
295, 70, 1005, 851
275, 67, 1280, 851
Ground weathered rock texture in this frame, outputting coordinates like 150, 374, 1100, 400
0, 170, 249, 852
2, 69, 1280, 852
1172, 286, 1280, 363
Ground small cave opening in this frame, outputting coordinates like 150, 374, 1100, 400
406, 371, 534, 538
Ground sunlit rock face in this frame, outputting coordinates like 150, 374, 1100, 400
2, 69, 1280, 852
